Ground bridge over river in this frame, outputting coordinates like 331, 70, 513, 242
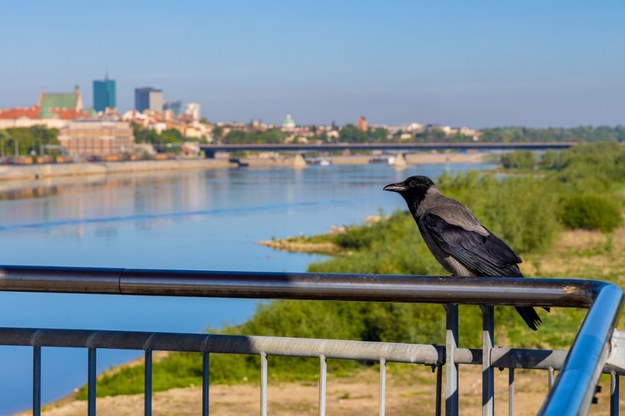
199, 141, 577, 158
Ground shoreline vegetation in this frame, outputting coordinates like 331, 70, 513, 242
259, 216, 384, 254
15, 142, 625, 415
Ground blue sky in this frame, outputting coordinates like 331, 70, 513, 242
1, 0, 624, 127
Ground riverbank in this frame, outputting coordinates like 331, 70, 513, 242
238, 151, 486, 167
0, 158, 236, 181
0, 151, 488, 182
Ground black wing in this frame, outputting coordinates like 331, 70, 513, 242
421, 213, 522, 277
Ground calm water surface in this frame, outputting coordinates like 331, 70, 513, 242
0, 162, 491, 414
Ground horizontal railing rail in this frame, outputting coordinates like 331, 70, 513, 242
0, 265, 623, 415
0, 265, 611, 305
0, 327, 619, 372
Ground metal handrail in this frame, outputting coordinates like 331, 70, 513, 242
0, 265, 623, 415
0, 265, 608, 304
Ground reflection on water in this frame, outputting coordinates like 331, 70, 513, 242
0, 163, 491, 414
0, 169, 221, 231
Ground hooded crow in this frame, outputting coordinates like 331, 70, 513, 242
384, 175, 545, 330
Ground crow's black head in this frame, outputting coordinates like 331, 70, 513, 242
383, 175, 435, 209
383, 175, 434, 195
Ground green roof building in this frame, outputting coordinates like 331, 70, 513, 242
282, 114, 296, 131
38, 85, 84, 119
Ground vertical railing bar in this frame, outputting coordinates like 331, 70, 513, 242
319, 354, 327, 416
145, 349, 153, 416
33, 345, 42, 416
548, 366, 555, 390
379, 357, 386, 416
260, 352, 267, 416
202, 352, 210, 416
611, 371, 619, 416
88, 348, 97, 416
481, 305, 494, 416
443, 304, 459, 416
435, 364, 443, 416
509, 368, 515, 416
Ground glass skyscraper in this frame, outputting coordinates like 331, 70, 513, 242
93, 77, 116, 112
135, 87, 163, 112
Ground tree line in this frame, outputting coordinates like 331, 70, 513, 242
217, 125, 625, 144
0, 126, 60, 157
2, 125, 624, 157
480, 125, 625, 143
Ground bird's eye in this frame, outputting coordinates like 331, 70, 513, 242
410, 180, 416, 187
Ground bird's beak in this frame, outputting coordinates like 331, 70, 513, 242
383, 182, 406, 193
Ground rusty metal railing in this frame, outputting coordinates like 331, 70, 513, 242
0, 265, 623, 415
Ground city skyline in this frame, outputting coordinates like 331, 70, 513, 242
1, 1, 624, 128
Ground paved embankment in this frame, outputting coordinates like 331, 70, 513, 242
0, 159, 234, 181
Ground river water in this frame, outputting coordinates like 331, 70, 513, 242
0, 162, 491, 414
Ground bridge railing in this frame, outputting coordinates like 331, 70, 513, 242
0, 265, 623, 415
198, 142, 577, 158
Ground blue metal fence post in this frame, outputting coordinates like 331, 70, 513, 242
481, 305, 494, 416
33, 345, 41, 416
88, 348, 97, 416
203, 352, 210, 416
145, 349, 152, 416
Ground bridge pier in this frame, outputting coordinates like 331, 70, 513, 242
292, 154, 307, 169
393, 152, 407, 169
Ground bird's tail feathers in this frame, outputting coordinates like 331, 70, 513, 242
515, 306, 545, 331
511, 273, 550, 326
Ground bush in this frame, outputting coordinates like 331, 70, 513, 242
437, 173, 561, 253
542, 142, 625, 193
561, 194, 622, 232
501, 151, 535, 170
480, 177, 561, 253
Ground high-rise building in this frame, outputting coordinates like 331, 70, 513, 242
164, 100, 182, 116
93, 75, 116, 112
135, 87, 163, 113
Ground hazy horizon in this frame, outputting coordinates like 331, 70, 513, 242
1, 1, 624, 128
